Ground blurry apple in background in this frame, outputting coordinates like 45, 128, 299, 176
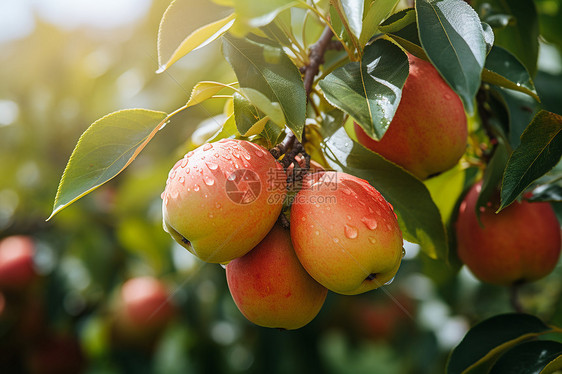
112, 276, 176, 345
455, 181, 562, 286
0, 235, 37, 292
355, 54, 467, 180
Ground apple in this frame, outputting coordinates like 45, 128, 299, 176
0, 235, 37, 291
162, 139, 286, 263
114, 276, 175, 336
290, 171, 403, 295
226, 224, 328, 329
355, 54, 467, 180
455, 181, 562, 286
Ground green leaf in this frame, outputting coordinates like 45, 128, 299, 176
481, 22, 494, 54
322, 127, 448, 261
424, 164, 465, 223
222, 34, 306, 139
474, 0, 539, 76
339, 0, 364, 40
233, 92, 261, 135
379, 8, 426, 59
232, 0, 301, 28
490, 341, 562, 374
207, 113, 239, 143
541, 355, 562, 374
475, 140, 510, 219
446, 313, 550, 374
157, 1, 234, 72
185, 81, 233, 107
416, 0, 486, 114
360, 0, 400, 46
482, 46, 539, 101
500, 111, 562, 210
49, 109, 168, 220
529, 183, 562, 203
240, 87, 284, 126
318, 39, 409, 140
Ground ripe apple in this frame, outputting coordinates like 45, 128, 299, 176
355, 54, 467, 180
290, 171, 404, 295
162, 138, 286, 263
114, 276, 175, 337
455, 181, 562, 286
0, 235, 37, 291
226, 224, 328, 329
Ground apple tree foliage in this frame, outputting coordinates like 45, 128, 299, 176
46, 0, 562, 372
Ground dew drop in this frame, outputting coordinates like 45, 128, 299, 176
386, 224, 392, 230
214, 152, 220, 158
193, 184, 200, 192
368, 236, 376, 244
185, 167, 190, 174
206, 162, 218, 171
232, 150, 240, 158
361, 216, 378, 230
216, 202, 222, 209
164, 196, 169, 206
180, 157, 189, 168
243, 153, 251, 161
178, 176, 185, 185
160, 191, 165, 199
346, 215, 352, 220
342, 188, 352, 196
223, 153, 231, 160
384, 276, 395, 285
255, 149, 264, 157
444, 93, 452, 100
208, 213, 214, 218
203, 143, 213, 151
172, 159, 182, 171
171, 190, 179, 199
185, 151, 194, 158
344, 224, 358, 239
204, 193, 208, 198
169, 169, 177, 179
315, 231, 320, 236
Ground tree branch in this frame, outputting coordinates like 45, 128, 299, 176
303, 26, 334, 97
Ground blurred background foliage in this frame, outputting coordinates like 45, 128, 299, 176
0, 1, 562, 373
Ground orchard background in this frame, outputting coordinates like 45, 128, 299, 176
1, 0, 562, 373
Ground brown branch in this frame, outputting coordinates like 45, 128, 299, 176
303, 26, 334, 97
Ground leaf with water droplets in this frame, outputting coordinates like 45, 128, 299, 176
49, 109, 168, 220
319, 39, 409, 141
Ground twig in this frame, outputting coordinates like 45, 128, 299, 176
269, 131, 296, 159
303, 26, 334, 97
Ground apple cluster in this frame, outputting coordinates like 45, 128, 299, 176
161, 139, 404, 329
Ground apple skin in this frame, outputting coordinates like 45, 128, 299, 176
290, 171, 403, 295
455, 181, 562, 286
0, 236, 37, 291
113, 276, 176, 340
355, 54, 467, 180
226, 224, 328, 330
162, 139, 286, 263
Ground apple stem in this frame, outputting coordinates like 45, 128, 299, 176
509, 283, 524, 313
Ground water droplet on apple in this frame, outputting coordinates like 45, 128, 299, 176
361, 216, 378, 230
203, 143, 213, 151
384, 276, 395, 285
180, 157, 189, 168
206, 162, 218, 171
160, 191, 165, 199
178, 176, 185, 185
255, 149, 264, 157
204, 176, 215, 186
208, 213, 214, 218
368, 236, 376, 244
315, 231, 320, 236
185, 151, 194, 158
243, 153, 251, 161
344, 224, 358, 239
214, 152, 220, 158
172, 159, 182, 171
185, 167, 190, 174
346, 215, 352, 220
193, 184, 200, 192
